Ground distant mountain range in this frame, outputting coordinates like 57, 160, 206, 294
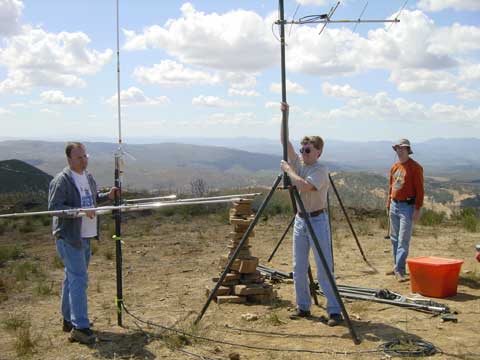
0, 138, 479, 192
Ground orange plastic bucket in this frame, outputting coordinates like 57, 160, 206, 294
407, 256, 464, 298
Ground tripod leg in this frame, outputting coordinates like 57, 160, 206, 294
327, 192, 334, 273
328, 174, 371, 267
307, 266, 319, 306
195, 174, 283, 325
267, 215, 295, 262
292, 187, 361, 344
269, 187, 317, 304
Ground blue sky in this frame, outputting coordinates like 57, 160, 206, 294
0, 0, 479, 143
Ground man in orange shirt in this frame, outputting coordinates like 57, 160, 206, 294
387, 139, 424, 282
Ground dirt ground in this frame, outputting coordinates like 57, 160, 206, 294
0, 210, 479, 360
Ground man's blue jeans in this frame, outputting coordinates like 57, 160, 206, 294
56, 238, 91, 329
293, 213, 340, 315
389, 201, 414, 275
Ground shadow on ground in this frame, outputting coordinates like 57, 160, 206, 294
92, 330, 155, 359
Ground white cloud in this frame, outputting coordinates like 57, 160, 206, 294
107, 87, 169, 106
9, 102, 25, 107
0, 107, 13, 115
133, 60, 220, 87
270, 79, 307, 94
457, 88, 480, 101
123, 3, 277, 72
228, 88, 259, 97
418, 0, 480, 11
40, 108, 59, 115
313, 84, 480, 126
322, 82, 365, 98
286, 10, 479, 77
206, 112, 259, 126
459, 64, 480, 82
389, 69, 459, 92
40, 90, 83, 105
192, 95, 236, 108
0, 26, 112, 93
0, 0, 23, 37
429, 23, 480, 55
265, 101, 279, 109
389, 67, 480, 101
296, 0, 329, 5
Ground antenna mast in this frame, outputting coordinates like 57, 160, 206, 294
114, 0, 124, 327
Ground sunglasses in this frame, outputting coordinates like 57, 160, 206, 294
300, 146, 312, 154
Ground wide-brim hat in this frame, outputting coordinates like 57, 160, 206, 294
392, 138, 413, 154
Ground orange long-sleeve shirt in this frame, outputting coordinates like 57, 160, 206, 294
387, 158, 424, 210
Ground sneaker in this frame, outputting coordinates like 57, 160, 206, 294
327, 313, 343, 327
69, 328, 96, 345
289, 309, 311, 320
62, 319, 73, 332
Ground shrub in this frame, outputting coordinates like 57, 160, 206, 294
14, 326, 37, 357
34, 281, 55, 296
2, 314, 30, 332
18, 218, 35, 233
419, 209, 445, 226
0, 220, 7, 235
52, 255, 64, 269
456, 208, 478, 233
12, 262, 45, 282
0, 245, 23, 265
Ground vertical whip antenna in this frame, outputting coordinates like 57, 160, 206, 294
116, 0, 122, 145
114, 0, 124, 327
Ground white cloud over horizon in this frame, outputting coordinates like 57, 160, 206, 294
0, 26, 112, 94
418, 0, 480, 12
0, 0, 23, 37
40, 90, 83, 105
192, 95, 237, 108
107, 87, 170, 106
124, 3, 277, 72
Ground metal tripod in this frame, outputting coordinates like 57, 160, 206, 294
267, 174, 375, 270
195, 173, 360, 344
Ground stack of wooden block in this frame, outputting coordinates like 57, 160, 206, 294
207, 198, 275, 304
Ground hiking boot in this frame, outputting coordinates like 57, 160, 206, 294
62, 319, 73, 332
327, 313, 343, 327
69, 328, 96, 345
395, 272, 409, 283
289, 309, 311, 320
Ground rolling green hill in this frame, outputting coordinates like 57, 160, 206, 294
0, 159, 52, 194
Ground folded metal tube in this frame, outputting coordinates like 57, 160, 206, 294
124, 194, 177, 203
0, 195, 257, 219
317, 287, 449, 314
169, 193, 260, 203
257, 264, 292, 279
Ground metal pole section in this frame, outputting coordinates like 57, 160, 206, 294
267, 215, 295, 262
114, 0, 124, 326
307, 266, 319, 306
292, 187, 360, 345
278, 0, 289, 189
195, 174, 283, 325
328, 174, 370, 265
327, 192, 334, 273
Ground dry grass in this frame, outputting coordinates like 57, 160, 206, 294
0, 210, 479, 359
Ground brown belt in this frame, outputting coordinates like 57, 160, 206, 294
297, 209, 325, 218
